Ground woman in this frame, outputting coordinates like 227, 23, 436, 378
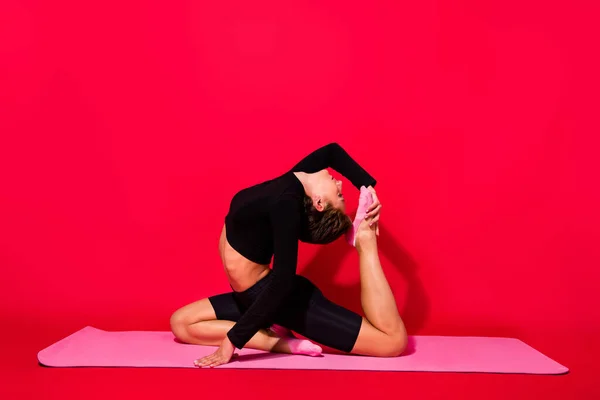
170, 143, 407, 367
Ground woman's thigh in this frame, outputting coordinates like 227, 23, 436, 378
275, 275, 363, 353
170, 293, 243, 328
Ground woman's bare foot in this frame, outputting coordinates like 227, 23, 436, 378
347, 186, 374, 246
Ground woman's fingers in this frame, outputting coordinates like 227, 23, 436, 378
209, 358, 226, 368
199, 358, 215, 367
207, 354, 228, 368
366, 204, 382, 222
366, 203, 380, 215
367, 193, 380, 213
195, 354, 216, 367
195, 353, 235, 368
365, 186, 381, 224
194, 338, 236, 368
368, 204, 381, 215
367, 203, 380, 214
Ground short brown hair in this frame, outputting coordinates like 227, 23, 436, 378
300, 195, 352, 244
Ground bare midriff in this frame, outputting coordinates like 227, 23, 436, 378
218, 224, 271, 293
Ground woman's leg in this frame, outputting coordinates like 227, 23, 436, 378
276, 218, 407, 357
170, 297, 320, 355
350, 219, 407, 356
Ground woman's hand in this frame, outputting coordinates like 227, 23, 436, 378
365, 186, 381, 236
194, 337, 236, 368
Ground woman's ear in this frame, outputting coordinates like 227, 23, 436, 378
313, 195, 326, 212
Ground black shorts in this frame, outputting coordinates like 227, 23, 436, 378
208, 273, 363, 353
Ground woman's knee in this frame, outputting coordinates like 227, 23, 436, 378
352, 319, 408, 357
384, 332, 408, 357
170, 298, 218, 341
169, 309, 189, 341
370, 332, 407, 357
170, 308, 185, 328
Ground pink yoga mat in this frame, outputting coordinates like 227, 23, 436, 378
37, 326, 567, 374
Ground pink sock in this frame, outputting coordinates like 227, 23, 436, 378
269, 324, 322, 356
346, 186, 374, 246
283, 337, 323, 357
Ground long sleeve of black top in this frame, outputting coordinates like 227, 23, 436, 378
226, 197, 300, 349
291, 142, 377, 189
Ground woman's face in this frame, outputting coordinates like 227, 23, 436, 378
313, 169, 345, 212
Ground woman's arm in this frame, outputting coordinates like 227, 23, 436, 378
291, 142, 377, 189
226, 197, 300, 349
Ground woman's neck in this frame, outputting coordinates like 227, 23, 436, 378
292, 171, 316, 197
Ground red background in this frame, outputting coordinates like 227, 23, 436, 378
1, 0, 599, 398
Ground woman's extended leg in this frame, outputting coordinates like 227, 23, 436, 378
170, 297, 321, 356
271, 221, 406, 357
350, 219, 407, 356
